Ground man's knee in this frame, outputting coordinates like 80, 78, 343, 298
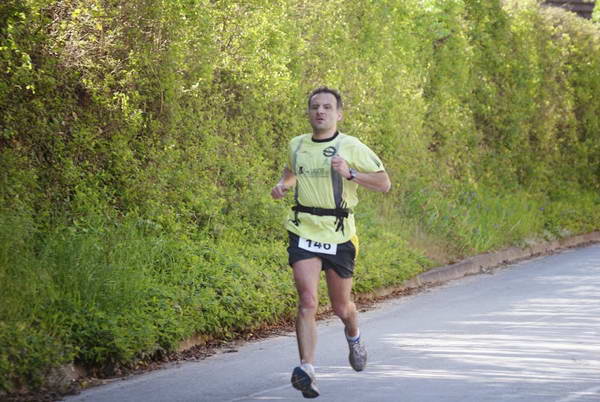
298, 291, 318, 316
331, 300, 355, 320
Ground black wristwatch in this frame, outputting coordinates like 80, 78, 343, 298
347, 168, 357, 181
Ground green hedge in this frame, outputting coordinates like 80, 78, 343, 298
1, 0, 599, 392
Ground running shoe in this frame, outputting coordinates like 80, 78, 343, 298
291, 364, 320, 398
348, 337, 367, 371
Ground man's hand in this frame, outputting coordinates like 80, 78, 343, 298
271, 167, 296, 199
271, 183, 289, 199
331, 155, 351, 179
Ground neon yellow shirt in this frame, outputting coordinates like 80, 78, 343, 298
285, 132, 385, 244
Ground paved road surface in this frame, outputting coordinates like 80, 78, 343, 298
65, 244, 600, 402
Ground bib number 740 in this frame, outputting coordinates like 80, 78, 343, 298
298, 236, 337, 255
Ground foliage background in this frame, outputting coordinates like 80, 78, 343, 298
1, 0, 599, 392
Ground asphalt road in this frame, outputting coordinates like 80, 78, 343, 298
64, 244, 600, 402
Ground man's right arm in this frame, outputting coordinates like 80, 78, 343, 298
271, 167, 296, 199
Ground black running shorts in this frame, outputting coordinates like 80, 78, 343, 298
287, 231, 358, 278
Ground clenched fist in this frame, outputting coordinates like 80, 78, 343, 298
331, 156, 351, 179
271, 183, 289, 199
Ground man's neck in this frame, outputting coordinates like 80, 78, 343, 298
312, 128, 337, 141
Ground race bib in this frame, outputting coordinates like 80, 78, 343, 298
298, 236, 337, 255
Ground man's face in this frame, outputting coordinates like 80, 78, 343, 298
308, 92, 342, 133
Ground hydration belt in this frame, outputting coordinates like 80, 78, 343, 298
291, 203, 352, 233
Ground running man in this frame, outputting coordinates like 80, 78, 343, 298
271, 87, 391, 398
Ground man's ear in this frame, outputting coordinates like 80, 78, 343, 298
337, 110, 343, 121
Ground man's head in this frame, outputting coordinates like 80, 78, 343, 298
307, 86, 343, 135
307, 87, 343, 110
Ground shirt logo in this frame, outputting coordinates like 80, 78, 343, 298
323, 146, 337, 157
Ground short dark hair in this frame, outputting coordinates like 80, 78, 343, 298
307, 86, 343, 110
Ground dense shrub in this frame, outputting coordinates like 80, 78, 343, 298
1, 0, 599, 392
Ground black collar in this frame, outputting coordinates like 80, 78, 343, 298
311, 131, 339, 143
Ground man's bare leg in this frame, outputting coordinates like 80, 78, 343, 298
325, 268, 358, 337
292, 257, 322, 364
326, 268, 367, 371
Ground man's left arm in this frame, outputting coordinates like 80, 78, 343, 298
331, 156, 391, 193
349, 170, 391, 193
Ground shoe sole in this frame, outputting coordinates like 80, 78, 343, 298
291, 367, 320, 398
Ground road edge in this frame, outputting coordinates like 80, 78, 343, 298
368, 231, 600, 300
